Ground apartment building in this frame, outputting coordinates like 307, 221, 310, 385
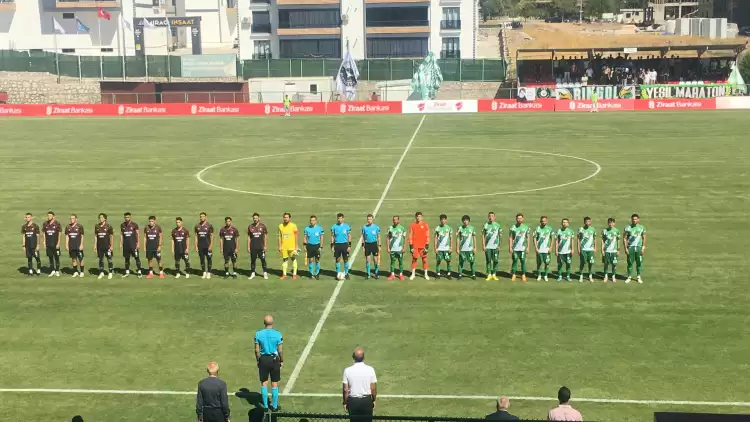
0, 0, 477, 59
237, 0, 478, 60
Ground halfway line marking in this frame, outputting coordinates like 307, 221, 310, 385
1, 388, 748, 407
282, 115, 427, 394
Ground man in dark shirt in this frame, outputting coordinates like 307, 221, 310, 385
65, 214, 85, 277
144, 216, 164, 279
247, 213, 269, 280
120, 212, 143, 278
172, 217, 191, 279
21, 212, 42, 276
485, 396, 519, 421
219, 217, 240, 279
195, 212, 215, 279
196, 362, 230, 422
42, 211, 62, 277
94, 213, 115, 280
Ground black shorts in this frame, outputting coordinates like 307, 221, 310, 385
258, 355, 281, 383
69, 249, 84, 259
25, 247, 39, 259
223, 251, 237, 260
306, 244, 321, 259
334, 243, 349, 260
97, 248, 113, 260
364, 242, 379, 257
146, 250, 161, 260
174, 251, 189, 261
46, 246, 61, 257
198, 247, 212, 258
123, 248, 139, 259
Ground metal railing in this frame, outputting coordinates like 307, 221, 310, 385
251, 24, 272, 33
278, 22, 342, 28
0, 50, 507, 82
440, 50, 460, 59
269, 413, 557, 422
440, 20, 461, 29
365, 20, 429, 27
0, 0, 16, 4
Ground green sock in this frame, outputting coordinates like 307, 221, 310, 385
520, 259, 526, 274
511, 256, 517, 273
446, 262, 452, 272
436, 259, 441, 272
398, 255, 403, 272
470, 261, 475, 275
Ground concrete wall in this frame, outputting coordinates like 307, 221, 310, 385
0, 72, 100, 104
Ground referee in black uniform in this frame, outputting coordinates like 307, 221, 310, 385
196, 362, 230, 422
342, 347, 377, 422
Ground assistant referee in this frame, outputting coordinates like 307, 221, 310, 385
255, 314, 283, 411
342, 347, 377, 422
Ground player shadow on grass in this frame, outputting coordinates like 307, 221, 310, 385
235, 388, 266, 422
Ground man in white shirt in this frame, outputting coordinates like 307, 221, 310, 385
342, 347, 377, 422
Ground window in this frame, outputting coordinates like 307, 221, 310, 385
310, 84, 318, 94
253, 40, 271, 59
366, 37, 428, 58
442, 7, 459, 21
278, 9, 340, 28
366, 7, 428, 27
252, 11, 271, 33
101, 48, 114, 52
441, 37, 460, 58
62, 48, 76, 53
152, 0, 160, 6
62, 13, 75, 19
279, 39, 340, 58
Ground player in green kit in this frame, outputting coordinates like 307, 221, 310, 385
482, 212, 502, 280
434, 214, 453, 279
601, 217, 620, 282
534, 216, 553, 281
577, 216, 597, 282
455, 215, 476, 279
555, 218, 574, 281
508, 213, 530, 281
386, 216, 407, 280
623, 213, 647, 284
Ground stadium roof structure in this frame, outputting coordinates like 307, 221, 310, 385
516, 43, 748, 59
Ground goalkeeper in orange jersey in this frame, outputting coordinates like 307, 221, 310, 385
408, 211, 430, 280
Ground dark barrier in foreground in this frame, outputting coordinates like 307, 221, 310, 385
655, 413, 750, 422
267, 412, 568, 422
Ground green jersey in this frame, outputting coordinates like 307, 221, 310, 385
457, 225, 476, 252
388, 224, 406, 252
534, 225, 553, 253
556, 228, 574, 254
482, 221, 502, 249
578, 226, 596, 252
624, 224, 646, 248
434, 224, 452, 251
509, 223, 530, 251
602, 227, 620, 253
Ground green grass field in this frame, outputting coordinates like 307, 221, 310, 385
1, 112, 749, 422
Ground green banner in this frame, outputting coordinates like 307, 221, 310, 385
180, 54, 237, 78
640, 84, 731, 99
552, 86, 634, 100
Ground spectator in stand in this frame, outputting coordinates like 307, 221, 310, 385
485, 396, 519, 420
548, 386, 582, 421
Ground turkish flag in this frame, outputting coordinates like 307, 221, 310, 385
97, 7, 111, 20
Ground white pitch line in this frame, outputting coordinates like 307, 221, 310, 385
282, 115, 427, 395
1, 388, 749, 407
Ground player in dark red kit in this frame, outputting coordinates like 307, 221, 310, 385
195, 212, 215, 279
42, 211, 62, 277
171, 217, 191, 278
94, 213, 115, 279
21, 213, 42, 276
120, 212, 143, 278
65, 214, 85, 277
220, 216, 240, 279
247, 213, 269, 280
144, 216, 164, 279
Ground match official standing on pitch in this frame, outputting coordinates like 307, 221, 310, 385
255, 315, 283, 411
342, 347, 377, 422
196, 362, 230, 422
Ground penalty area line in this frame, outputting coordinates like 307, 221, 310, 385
0, 389, 748, 407
282, 115, 427, 395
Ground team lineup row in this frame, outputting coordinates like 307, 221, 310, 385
19, 211, 648, 283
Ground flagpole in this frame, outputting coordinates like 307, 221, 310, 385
145, 24, 149, 81
166, 20, 171, 81
98, 16, 104, 79
52, 17, 60, 83
119, 9, 125, 80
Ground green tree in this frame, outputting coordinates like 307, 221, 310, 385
552, 0, 578, 19
479, 0, 500, 20
585, 0, 615, 18
515, 0, 536, 18
739, 50, 750, 85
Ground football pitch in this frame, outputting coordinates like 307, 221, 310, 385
1, 111, 749, 422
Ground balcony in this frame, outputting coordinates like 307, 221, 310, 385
365, 20, 429, 34
440, 50, 460, 59
440, 20, 461, 30
250, 0, 271, 3
252, 53, 270, 59
0, 0, 15, 11
226, 0, 236, 8
251, 23, 272, 33
367, 19, 428, 27
366, 0, 428, 4
277, 27, 341, 35
55, 0, 120, 7
276, 0, 339, 5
